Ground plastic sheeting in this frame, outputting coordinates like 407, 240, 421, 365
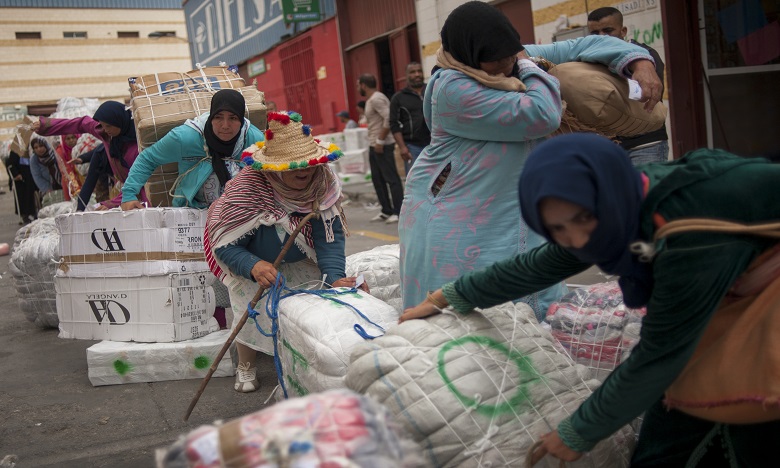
86, 329, 234, 386
277, 288, 400, 398
543, 282, 645, 382
156, 389, 422, 468
345, 244, 402, 313
346, 302, 636, 467
9, 219, 60, 328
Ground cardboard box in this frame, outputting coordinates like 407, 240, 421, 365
132, 86, 267, 150
315, 132, 347, 150
145, 170, 178, 208
57, 207, 206, 256
343, 128, 369, 151
128, 66, 245, 98
86, 329, 234, 386
56, 272, 217, 342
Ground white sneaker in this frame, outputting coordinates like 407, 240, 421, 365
234, 362, 259, 393
371, 213, 389, 222
385, 214, 399, 224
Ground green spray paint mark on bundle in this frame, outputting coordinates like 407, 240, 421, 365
113, 359, 132, 375
282, 339, 309, 372
193, 355, 211, 369
438, 335, 542, 418
286, 375, 309, 396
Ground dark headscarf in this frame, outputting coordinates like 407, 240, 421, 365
519, 133, 653, 307
204, 89, 246, 187
93, 101, 136, 162
440, 1, 524, 69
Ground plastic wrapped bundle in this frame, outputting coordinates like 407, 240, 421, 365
86, 329, 234, 386
9, 219, 60, 328
345, 302, 636, 467
37, 201, 76, 219
544, 282, 645, 382
345, 244, 402, 313
156, 389, 422, 467
276, 288, 400, 398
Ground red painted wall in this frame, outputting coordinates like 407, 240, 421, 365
245, 17, 347, 135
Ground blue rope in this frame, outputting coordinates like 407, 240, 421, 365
245, 272, 386, 399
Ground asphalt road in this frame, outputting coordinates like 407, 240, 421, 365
0, 180, 605, 467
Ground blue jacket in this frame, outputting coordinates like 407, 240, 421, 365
122, 113, 265, 208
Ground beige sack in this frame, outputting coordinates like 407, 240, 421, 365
548, 62, 667, 137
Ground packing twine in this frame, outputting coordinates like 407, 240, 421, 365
246, 271, 386, 399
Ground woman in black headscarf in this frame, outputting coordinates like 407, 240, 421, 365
398, 0, 663, 321
120, 89, 265, 210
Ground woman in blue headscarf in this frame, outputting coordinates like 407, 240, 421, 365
400, 133, 780, 466
32, 101, 147, 211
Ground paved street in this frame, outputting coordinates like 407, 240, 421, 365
0, 180, 605, 467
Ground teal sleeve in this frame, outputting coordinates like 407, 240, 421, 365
446, 244, 589, 313
525, 35, 652, 77
433, 68, 561, 143
122, 129, 185, 202
311, 216, 346, 285
561, 240, 757, 452
213, 234, 262, 281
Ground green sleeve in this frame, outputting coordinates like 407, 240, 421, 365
443, 244, 589, 314
560, 239, 757, 452
122, 129, 186, 202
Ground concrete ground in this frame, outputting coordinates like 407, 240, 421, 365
0, 179, 605, 467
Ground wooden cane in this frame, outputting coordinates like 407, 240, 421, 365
184, 211, 318, 421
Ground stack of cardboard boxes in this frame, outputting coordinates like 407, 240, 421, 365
54, 208, 234, 386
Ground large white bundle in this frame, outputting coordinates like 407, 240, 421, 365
54, 96, 100, 114
10, 220, 60, 328
86, 329, 234, 386
38, 201, 76, 219
345, 244, 402, 313
276, 288, 400, 398
345, 302, 635, 467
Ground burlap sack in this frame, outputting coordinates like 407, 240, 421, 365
548, 62, 667, 137
128, 66, 245, 98
131, 86, 267, 150
665, 273, 780, 424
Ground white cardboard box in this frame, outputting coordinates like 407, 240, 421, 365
343, 128, 369, 151
56, 208, 207, 277
56, 272, 217, 343
86, 330, 234, 386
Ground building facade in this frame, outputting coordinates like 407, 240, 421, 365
0, 0, 191, 143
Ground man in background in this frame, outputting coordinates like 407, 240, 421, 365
588, 7, 669, 164
336, 110, 357, 130
358, 73, 403, 224
390, 62, 431, 175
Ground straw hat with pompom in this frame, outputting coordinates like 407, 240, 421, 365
242, 111, 343, 172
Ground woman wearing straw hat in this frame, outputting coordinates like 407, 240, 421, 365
205, 110, 367, 392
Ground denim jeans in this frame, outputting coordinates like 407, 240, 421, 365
403, 143, 426, 176
628, 140, 669, 166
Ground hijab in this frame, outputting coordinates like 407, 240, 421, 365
93, 101, 136, 162
440, 1, 524, 70
59, 134, 81, 161
30, 137, 61, 183
204, 89, 246, 187
518, 133, 653, 308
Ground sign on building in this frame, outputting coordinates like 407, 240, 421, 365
281, 0, 321, 23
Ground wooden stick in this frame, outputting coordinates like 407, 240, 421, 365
184, 211, 318, 421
